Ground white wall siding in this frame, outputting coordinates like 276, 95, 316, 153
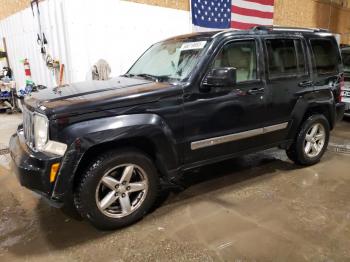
0, 0, 191, 89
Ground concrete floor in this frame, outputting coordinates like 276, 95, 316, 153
0, 113, 349, 261
0, 113, 22, 147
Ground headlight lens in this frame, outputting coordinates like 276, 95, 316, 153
34, 114, 48, 150
32, 113, 67, 156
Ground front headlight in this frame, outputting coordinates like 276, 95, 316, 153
34, 114, 48, 150
33, 113, 67, 156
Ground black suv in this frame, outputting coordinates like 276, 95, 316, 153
341, 46, 350, 116
10, 26, 345, 229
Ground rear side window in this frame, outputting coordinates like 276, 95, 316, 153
310, 39, 338, 75
265, 39, 306, 78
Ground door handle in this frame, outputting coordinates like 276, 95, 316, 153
247, 87, 264, 95
298, 80, 313, 87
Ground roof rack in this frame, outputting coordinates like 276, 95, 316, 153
251, 25, 329, 33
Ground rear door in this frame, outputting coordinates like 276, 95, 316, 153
309, 37, 343, 103
262, 36, 311, 131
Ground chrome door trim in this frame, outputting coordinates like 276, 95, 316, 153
262, 122, 288, 133
191, 122, 288, 150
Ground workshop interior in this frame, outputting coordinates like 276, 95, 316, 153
0, 0, 350, 261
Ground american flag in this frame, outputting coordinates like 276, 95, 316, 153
191, 0, 274, 31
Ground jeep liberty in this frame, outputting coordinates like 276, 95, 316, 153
10, 26, 345, 229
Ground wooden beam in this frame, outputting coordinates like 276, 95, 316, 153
1, 37, 10, 68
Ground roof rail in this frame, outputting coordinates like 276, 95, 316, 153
251, 25, 270, 31
251, 26, 329, 33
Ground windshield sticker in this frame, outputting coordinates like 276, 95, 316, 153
180, 41, 207, 51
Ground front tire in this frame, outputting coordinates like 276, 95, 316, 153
286, 114, 330, 166
74, 149, 159, 230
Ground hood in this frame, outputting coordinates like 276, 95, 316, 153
24, 76, 177, 118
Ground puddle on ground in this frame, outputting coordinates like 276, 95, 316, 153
0, 149, 349, 261
0, 120, 349, 261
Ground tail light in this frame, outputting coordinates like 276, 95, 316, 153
339, 75, 345, 103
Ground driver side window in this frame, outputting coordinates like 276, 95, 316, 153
211, 40, 257, 83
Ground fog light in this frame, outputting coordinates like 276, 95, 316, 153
50, 163, 60, 183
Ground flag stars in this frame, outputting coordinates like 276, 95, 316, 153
192, 0, 232, 27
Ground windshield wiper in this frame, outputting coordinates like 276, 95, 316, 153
124, 73, 176, 82
122, 73, 135, 78
135, 73, 160, 82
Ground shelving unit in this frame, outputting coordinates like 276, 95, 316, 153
0, 37, 19, 113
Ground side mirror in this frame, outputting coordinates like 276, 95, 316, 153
201, 67, 237, 90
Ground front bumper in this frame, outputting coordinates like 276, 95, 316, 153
9, 130, 63, 206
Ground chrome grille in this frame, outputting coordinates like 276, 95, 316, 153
22, 107, 35, 148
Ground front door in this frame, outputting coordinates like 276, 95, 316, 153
183, 38, 269, 164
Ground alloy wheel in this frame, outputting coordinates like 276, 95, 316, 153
304, 123, 326, 158
95, 164, 148, 218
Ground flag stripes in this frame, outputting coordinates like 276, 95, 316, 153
230, 0, 274, 29
191, 0, 274, 31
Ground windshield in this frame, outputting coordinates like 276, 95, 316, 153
127, 39, 210, 82
343, 52, 350, 72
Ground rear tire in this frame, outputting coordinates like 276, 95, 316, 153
74, 149, 159, 230
286, 114, 329, 166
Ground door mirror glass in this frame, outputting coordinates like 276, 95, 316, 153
202, 67, 237, 89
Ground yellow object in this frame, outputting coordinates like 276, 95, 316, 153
50, 163, 60, 183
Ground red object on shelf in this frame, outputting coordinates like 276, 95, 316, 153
23, 58, 34, 86
24, 58, 31, 77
